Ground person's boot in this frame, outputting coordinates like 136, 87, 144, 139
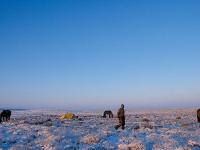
115, 125, 119, 130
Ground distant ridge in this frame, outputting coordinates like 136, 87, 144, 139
0, 108, 28, 111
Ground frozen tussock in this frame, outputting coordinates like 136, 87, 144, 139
118, 140, 145, 150
80, 134, 100, 144
188, 140, 200, 149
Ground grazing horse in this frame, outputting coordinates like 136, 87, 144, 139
197, 109, 200, 123
103, 110, 113, 118
0, 110, 12, 123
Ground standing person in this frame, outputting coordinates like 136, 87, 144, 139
115, 104, 125, 130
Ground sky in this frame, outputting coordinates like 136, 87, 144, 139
0, 0, 200, 110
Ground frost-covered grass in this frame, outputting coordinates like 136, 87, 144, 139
0, 109, 200, 150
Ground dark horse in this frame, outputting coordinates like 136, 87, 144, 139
197, 109, 200, 123
103, 110, 113, 118
0, 110, 12, 123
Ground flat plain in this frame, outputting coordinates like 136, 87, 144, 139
0, 108, 200, 150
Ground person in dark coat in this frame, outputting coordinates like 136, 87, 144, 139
115, 104, 125, 130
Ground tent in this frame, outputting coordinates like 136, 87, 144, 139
60, 113, 76, 120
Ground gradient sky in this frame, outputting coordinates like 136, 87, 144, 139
0, 0, 200, 110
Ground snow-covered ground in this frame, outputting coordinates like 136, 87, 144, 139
0, 109, 200, 150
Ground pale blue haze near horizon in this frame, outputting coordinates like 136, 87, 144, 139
0, 0, 200, 110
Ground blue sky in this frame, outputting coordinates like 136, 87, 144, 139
0, 0, 200, 109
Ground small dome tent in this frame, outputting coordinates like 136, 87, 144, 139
60, 112, 77, 120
